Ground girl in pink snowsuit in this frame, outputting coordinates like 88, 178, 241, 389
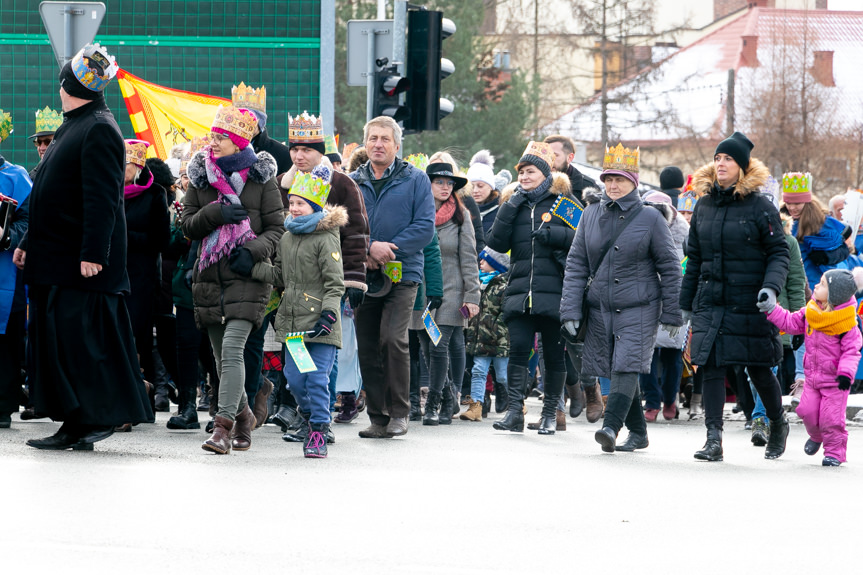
763, 268, 863, 466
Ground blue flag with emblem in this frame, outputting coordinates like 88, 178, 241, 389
549, 196, 583, 230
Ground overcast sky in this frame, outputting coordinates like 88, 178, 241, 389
829, 0, 861, 10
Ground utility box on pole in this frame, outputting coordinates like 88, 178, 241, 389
39, 1, 106, 68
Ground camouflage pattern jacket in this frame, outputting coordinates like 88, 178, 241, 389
466, 272, 509, 357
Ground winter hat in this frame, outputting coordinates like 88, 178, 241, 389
643, 190, 673, 207
479, 247, 510, 273
125, 139, 150, 168
467, 150, 496, 189
289, 164, 332, 212
516, 141, 554, 177
600, 142, 640, 189
823, 268, 863, 307
231, 82, 266, 130
211, 105, 258, 149
659, 166, 685, 190
288, 111, 326, 154
714, 131, 754, 172
426, 162, 468, 192
782, 172, 812, 204
59, 43, 118, 100
494, 169, 513, 191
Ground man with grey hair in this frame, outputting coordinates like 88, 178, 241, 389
349, 116, 435, 438
828, 194, 845, 221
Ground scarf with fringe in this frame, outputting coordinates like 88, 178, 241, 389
805, 299, 858, 336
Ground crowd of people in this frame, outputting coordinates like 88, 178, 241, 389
2, 43, 863, 465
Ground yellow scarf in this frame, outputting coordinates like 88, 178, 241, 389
804, 299, 858, 336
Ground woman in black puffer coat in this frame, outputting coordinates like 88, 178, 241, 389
486, 141, 578, 434
680, 132, 791, 462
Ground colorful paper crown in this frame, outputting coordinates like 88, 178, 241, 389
212, 105, 258, 143
34, 106, 62, 135
324, 134, 339, 155
231, 82, 266, 114
517, 141, 555, 171
342, 142, 359, 160
406, 153, 429, 171
71, 43, 118, 92
125, 139, 150, 168
288, 111, 324, 144
0, 109, 12, 142
782, 172, 812, 196
677, 191, 697, 212
189, 135, 209, 155
290, 164, 332, 209
603, 143, 640, 173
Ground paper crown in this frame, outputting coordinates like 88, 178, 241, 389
189, 135, 209, 155
782, 172, 812, 195
517, 141, 555, 171
125, 139, 150, 168
603, 143, 640, 173
0, 109, 12, 142
288, 111, 324, 144
342, 142, 359, 160
406, 153, 429, 171
677, 191, 697, 212
71, 43, 118, 92
290, 164, 332, 209
324, 134, 338, 155
33, 107, 62, 136
212, 105, 258, 143
231, 82, 266, 114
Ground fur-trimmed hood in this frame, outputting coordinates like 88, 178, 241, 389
582, 186, 603, 205
499, 172, 571, 203
315, 204, 349, 232
691, 157, 769, 199
187, 149, 277, 190
645, 200, 675, 225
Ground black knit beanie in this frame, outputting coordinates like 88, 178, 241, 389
289, 140, 326, 155
659, 166, 684, 190
714, 131, 754, 171
326, 152, 342, 165
517, 154, 551, 177
59, 61, 101, 101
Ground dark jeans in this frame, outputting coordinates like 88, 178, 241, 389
506, 314, 566, 372
419, 324, 464, 397
702, 351, 783, 430
0, 309, 26, 414
355, 281, 419, 425
640, 347, 684, 409
175, 307, 202, 396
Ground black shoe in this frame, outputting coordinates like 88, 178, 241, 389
154, 384, 171, 412
694, 428, 723, 461
764, 417, 789, 460
615, 432, 649, 452
482, 392, 491, 418
537, 371, 566, 436
197, 389, 211, 412
567, 384, 585, 418
167, 389, 201, 430
822, 456, 841, 466
493, 365, 528, 432
804, 439, 821, 456
595, 426, 616, 453
304, 423, 328, 458
283, 411, 310, 443
493, 408, 524, 432
78, 425, 114, 444
205, 419, 215, 433
409, 404, 423, 422
0, 413, 11, 429
750, 417, 769, 447
439, 388, 453, 425
272, 405, 301, 432
537, 415, 556, 435
423, 393, 440, 426
26, 432, 93, 451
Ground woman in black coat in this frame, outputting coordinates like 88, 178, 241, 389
560, 146, 682, 453
486, 141, 576, 434
680, 132, 791, 462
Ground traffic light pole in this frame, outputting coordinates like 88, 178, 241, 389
366, 29, 377, 121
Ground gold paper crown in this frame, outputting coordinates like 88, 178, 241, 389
406, 153, 429, 171
125, 139, 150, 168
517, 141, 555, 171
602, 143, 640, 173
290, 168, 332, 209
71, 43, 118, 92
342, 142, 359, 160
288, 111, 324, 144
212, 105, 258, 143
231, 82, 266, 114
782, 172, 812, 195
189, 136, 209, 155
34, 107, 62, 135
0, 109, 12, 142
324, 134, 338, 155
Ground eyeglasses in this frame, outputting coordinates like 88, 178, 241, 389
34, 137, 53, 147
432, 178, 454, 188
210, 132, 229, 143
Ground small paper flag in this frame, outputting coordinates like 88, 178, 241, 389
549, 196, 583, 230
383, 261, 402, 283
285, 332, 317, 373
422, 307, 442, 347
265, 289, 282, 315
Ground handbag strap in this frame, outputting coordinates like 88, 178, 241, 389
585, 202, 644, 286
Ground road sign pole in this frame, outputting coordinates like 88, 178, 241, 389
366, 30, 376, 122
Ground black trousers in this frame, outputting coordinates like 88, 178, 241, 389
701, 350, 782, 430
506, 314, 565, 372
0, 309, 26, 414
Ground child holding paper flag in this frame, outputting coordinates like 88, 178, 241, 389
252, 164, 346, 458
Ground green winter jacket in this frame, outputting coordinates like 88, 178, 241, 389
413, 231, 444, 311
466, 272, 509, 357
779, 227, 807, 346
252, 205, 346, 348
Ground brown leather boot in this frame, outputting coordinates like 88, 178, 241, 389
202, 416, 233, 454
252, 378, 273, 430
584, 382, 604, 423
556, 409, 567, 431
231, 405, 256, 451
459, 398, 483, 421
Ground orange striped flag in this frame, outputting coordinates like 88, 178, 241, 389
117, 69, 229, 159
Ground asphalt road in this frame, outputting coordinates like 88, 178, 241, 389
0, 400, 859, 574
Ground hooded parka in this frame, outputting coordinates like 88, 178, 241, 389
679, 159, 790, 367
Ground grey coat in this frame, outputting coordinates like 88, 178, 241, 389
560, 189, 683, 377
432, 208, 481, 327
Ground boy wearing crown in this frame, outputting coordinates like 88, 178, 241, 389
14, 44, 154, 449
252, 165, 346, 458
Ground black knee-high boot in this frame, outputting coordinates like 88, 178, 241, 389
616, 390, 648, 451
493, 365, 528, 432
537, 371, 566, 435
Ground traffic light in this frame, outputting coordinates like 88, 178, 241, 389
374, 65, 411, 122
405, 9, 456, 132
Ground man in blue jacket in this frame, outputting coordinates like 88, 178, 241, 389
349, 116, 435, 438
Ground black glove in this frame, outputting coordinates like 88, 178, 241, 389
531, 228, 551, 245
228, 247, 254, 277
221, 203, 249, 225
792, 334, 804, 350
507, 192, 529, 209
310, 309, 337, 339
427, 296, 443, 311
808, 249, 829, 266
344, 287, 365, 310
838, 375, 852, 391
